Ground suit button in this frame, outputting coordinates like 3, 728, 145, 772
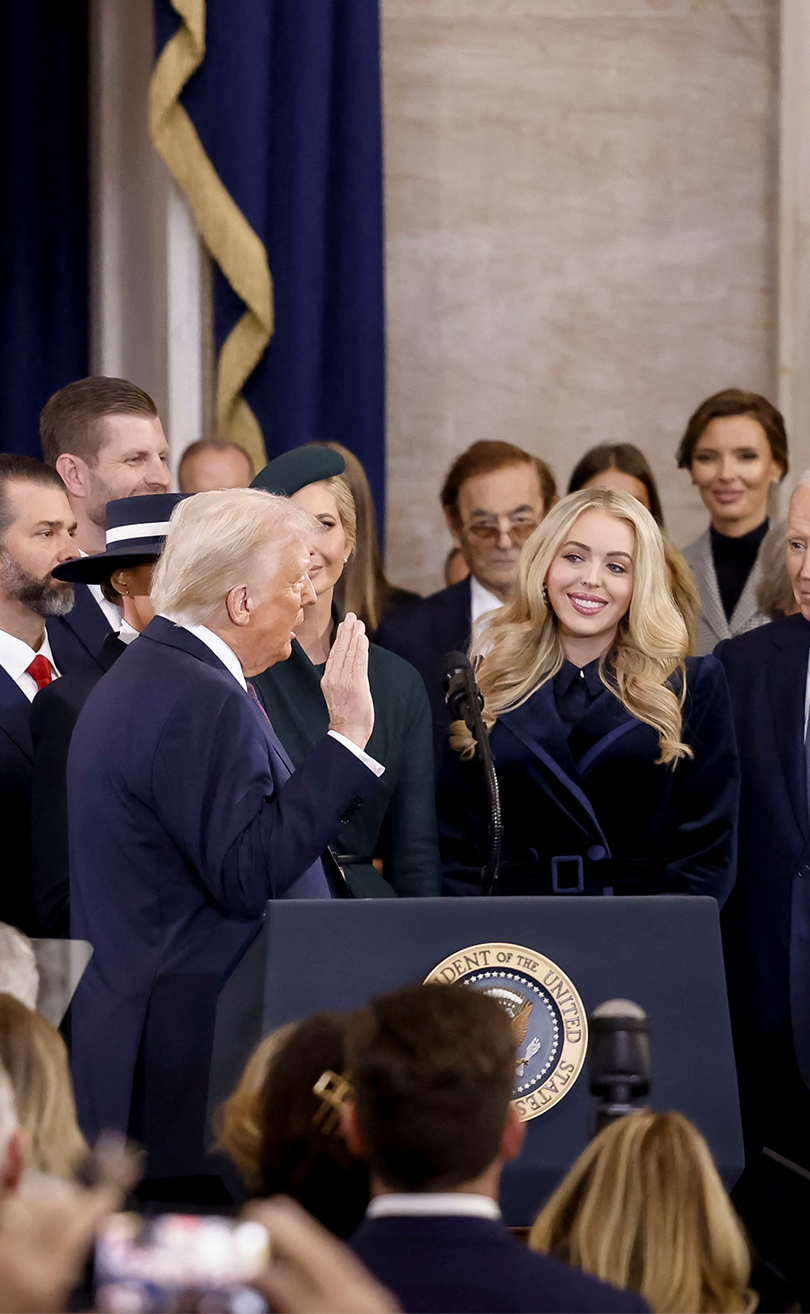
588, 845, 606, 861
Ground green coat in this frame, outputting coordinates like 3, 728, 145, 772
251, 640, 441, 898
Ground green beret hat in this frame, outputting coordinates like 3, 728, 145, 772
251, 445, 345, 497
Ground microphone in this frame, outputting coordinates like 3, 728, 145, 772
441, 651, 503, 896
588, 998, 650, 1136
442, 651, 483, 730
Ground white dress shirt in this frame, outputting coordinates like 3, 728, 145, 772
469, 576, 503, 627
174, 620, 384, 777
366, 1193, 501, 1221
0, 628, 61, 702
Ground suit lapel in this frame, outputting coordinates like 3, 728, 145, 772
0, 665, 28, 716
767, 618, 810, 838
432, 578, 473, 659
499, 683, 610, 849
64, 584, 113, 654
691, 531, 730, 646
0, 669, 33, 760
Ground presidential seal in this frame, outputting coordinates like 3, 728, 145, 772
424, 942, 588, 1121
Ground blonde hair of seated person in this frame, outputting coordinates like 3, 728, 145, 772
529, 1110, 754, 1314
213, 1024, 296, 1189
0, 994, 87, 1181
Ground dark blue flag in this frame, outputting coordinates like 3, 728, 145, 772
151, 0, 386, 526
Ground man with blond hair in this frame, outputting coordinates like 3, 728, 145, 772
68, 489, 383, 1191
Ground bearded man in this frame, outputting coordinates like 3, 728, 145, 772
0, 455, 80, 930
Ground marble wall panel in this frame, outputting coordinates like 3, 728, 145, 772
381, 0, 779, 593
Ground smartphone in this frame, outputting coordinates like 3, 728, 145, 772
94, 1211, 270, 1314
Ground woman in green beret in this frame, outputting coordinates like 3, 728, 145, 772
250, 447, 440, 898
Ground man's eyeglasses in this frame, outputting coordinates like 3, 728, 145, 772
463, 520, 539, 545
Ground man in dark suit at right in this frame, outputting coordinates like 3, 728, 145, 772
376, 441, 556, 761
39, 376, 171, 672
344, 983, 645, 1314
715, 470, 810, 1301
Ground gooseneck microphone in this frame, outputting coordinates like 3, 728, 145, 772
442, 652, 503, 895
588, 998, 651, 1135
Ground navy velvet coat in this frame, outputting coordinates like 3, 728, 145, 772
437, 655, 738, 902
68, 617, 381, 1178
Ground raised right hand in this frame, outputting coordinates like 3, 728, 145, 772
320, 613, 375, 750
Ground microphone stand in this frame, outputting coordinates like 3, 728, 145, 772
445, 664, 503, 895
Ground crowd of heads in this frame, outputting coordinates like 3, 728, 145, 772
0, 376, 803, 1310
0, 924, 759, 1313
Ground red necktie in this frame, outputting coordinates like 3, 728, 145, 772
26, 654, 53, 690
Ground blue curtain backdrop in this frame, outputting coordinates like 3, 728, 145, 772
0, 3, 89, 458
154, 0, 387, 527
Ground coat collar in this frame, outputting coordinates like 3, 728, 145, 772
498, 680, 630, 850
687, 529, 764, 644
765, 613, 810, 837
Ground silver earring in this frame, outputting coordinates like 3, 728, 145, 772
542, 584, 549, 603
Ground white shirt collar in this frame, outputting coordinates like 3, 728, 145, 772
366, 1193, 501, 1221
469, 576, 504, 627
170, 620, 247, 690
117, 619, 140, 645
0, 627, 59, 684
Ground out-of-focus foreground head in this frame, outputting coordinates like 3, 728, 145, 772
529, 1109, 753, 1314
178, 439, 255, 494
0, 993, 88, 1181
345, 983, 520, 1193
218, 1012, 369, 1239
150, 487, 321, 674
0, 1058, 25, 1201
787, 473, 810, 622
0, 925, 39, 1011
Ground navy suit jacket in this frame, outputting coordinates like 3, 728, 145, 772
0, 668, 36, 932
68, 616, 381, 1177
47, 582, 111, 674
375, 578, 471, 763
437, 655, 738, 902
715, 614, 810, 1093
30, 632, 126, 937
349, 1215, 647, 1313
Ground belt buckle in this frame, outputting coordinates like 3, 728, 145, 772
551, 854, 585, 894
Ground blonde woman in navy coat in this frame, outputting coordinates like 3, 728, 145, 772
438, 487, 739, 903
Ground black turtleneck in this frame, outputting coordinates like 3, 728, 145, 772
710, 519, 769, 622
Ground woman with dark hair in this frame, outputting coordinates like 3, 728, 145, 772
568, 444, 700, 654
216, 1012, 368, 1239
677, 389, 789, 653
568, 443, 664, 525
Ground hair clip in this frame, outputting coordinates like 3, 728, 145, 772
311, 1069, 354, 1136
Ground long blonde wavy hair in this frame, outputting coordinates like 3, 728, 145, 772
458, 487, 690, 765
529, 1111, 755, 1313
